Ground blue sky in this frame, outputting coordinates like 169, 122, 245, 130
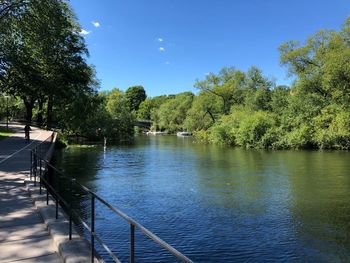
70, 0, 349, 97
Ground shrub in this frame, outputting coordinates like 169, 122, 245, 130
235, 111, 276, 148
283, 123, 314, 149
208, 125, 236, 146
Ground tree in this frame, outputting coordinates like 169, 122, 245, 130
125, 85, 146, 112
137, 98, 153, 120
270, 85, 290, 114
156, 92, 194, 132
0, 0, 28, 21
194, 67, 245, 114
0, 0, 45, 122
0, 0, 95, 126
184, 92, 222, 131
105, 88, 135, 140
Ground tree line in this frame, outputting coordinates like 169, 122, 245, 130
137, 18, 350, 150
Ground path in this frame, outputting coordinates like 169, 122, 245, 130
0, 124, 62, 263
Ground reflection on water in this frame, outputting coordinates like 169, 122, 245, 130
54, 135, 350, 262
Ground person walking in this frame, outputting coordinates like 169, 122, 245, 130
24, 124, 31, 141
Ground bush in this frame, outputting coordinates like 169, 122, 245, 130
208, 125, 236, 146
283, 123, 314, 149
235, 111, 276, 148
313, 108, 350, 149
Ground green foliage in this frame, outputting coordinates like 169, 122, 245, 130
0, 0, 97, 128
184, 92, 222, 131
194, 67, 247, 114
313, 106, 350, 149
0, 95, 24, 121
137, 95, 169, 120
156, 92, 194, 132
137, 98, 153, 120
206, 113, 240, 146
125, 86, 147, 111
277, 124, 312, 149
244, 88, 272, 111
235, 111, 276, 148
270, 86, 290, 114
0, 126, 14, 141
105, 88, 135, 141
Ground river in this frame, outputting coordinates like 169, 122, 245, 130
54, 135, 350, 262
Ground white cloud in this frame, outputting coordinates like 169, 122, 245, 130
158, 38, 163, 42
80, 29, 91, 35
159, 47, 165, 52
92, 21, 100, 28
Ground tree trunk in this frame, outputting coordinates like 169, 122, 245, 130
206, 110, 216, 123
23, 97, 34, 123
37, 97, 45, 126
46, 95, 53, 129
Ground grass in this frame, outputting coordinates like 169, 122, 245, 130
0, 127, 14, 141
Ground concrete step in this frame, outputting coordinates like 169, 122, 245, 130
12, 253, 62, 263
0, 236, 56, 263
0, 223, 48, 243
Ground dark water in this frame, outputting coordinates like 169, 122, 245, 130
54, 135, 350, 262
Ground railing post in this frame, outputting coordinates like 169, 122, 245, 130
55, 169, 60, 219
56, 195, 59, 219
69, 179, 75, 240
30, 151, 32, 180
91, 195, 95, 263
34, 154, 37, 187
46, 187, 49, 205
39, 159, 42, 194
130, 224, 135, 263
46, 165, 50, 205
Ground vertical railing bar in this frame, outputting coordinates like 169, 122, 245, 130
55, 168, 59, 219
39, 159, 42, 194
69, 178, 75, 240
56, 195, 59, 219
46, 165, 49, 205
30, 151, 32, 180
34, 153, 37, 187
91, 195, 95, 263
130, 224, 135, 263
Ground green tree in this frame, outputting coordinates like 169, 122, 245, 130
125, 85, 147, 112
0, 0, 95, 127
156, 92, 194, 132
184, 92, 222, 131
194, 67, 246, 114
105, 88, 135, 141
270, 85, 290, 114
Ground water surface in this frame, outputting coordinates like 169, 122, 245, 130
54, 135, 350, 262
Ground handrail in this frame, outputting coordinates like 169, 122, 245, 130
30, 137, 193, 263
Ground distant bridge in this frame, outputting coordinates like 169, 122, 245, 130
135, 119, 152, 129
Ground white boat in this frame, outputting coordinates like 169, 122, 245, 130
146, 131, 166, 135
177, 131, 192, 137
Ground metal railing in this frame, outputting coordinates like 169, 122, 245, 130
30, 135, 193, 263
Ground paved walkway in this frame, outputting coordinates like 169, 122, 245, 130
0, 124, 62, 263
